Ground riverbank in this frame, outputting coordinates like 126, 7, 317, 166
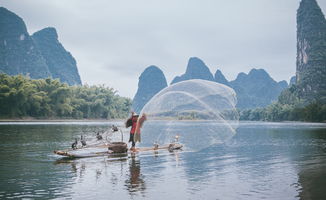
0, 118, 324, 124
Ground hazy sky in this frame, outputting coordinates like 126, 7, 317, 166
1, 0, 325, 98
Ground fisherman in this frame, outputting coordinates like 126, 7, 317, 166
126, 112, 139, 151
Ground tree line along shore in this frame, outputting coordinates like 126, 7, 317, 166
0, 73, 325, 122
0, 73, 131, 119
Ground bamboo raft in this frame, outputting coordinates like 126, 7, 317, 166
54, 142, 183, 158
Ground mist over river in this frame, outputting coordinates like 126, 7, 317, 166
0, 121, 325, 199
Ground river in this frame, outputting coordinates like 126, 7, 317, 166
0, 121, 325, 199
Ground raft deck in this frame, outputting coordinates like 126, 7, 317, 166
54, 143, 183, 158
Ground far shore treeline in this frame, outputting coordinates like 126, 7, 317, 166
0, 73, 325, 122
239, 87, 326, 122
0, 73, 131, 119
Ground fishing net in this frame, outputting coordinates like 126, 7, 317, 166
139, 79, 239, 151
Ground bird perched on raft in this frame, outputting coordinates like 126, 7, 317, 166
81, 135, 87, 147
111, 125, 119, 132
96, 132, 103, 140
71, 138, 78, 150
153, 141, 159, 150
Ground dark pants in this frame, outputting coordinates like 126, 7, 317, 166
129, 133, 135, 147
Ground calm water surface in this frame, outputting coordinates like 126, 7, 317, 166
0, 121, 325, 200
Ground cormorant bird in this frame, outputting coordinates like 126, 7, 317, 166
71, 138, 78, 150
111, 125, 119, 132
96, 132, 103, 140
81, 135, 87, 147
153, 141, 159, 150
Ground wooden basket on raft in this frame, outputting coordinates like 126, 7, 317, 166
108, 142, 128, 153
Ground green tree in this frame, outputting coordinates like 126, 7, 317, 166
0, 74, 131, 119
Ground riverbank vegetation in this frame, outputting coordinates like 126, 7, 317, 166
239, 85, 326, 122
0, 74, 131, 119
239, 101, 326, 122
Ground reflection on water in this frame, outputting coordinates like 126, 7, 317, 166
0, 121, 325, 199
52, 150, 178, 199
125, 155, 146, 196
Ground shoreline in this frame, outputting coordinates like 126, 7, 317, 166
0, 119, 324, 124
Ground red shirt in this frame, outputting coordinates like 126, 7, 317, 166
130, 115, 138, 134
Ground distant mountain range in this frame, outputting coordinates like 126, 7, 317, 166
132, 57, 289, 112
133, 0, 326, 112
0, 7, 81, 85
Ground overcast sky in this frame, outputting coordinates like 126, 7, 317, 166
1, 0, 325, 98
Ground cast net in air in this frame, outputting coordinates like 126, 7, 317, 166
139, 79, 239, 151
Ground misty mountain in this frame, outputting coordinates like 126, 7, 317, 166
229, 69, 288, 108
295, 0, 326, 101
214, 69, 230, 86
132, 65, 168, 113
0, 7, 81, 85
0, 7, 51, 79
32, 27, 81, 85
171, 57, 214, 84
133, 57, 288, 109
